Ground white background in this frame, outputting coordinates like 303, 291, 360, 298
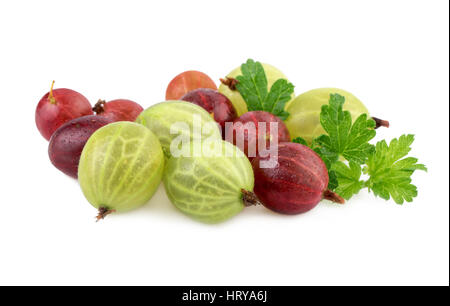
0, 0, 448, 286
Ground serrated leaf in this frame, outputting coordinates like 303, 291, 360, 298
300, 95, 426, 204
235, 59, 268, 111
314, 146, 339, 170
314, 147, 339, 191
265, 79, 294, 120
315, 94, 376, 164
328, 170, 339, 190
292, 137, 308, 146
365, 134, 427, 204
235, 59, 294, 120
332, 161, 365, 200
370, 178, 418, 204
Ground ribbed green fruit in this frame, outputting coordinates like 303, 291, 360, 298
285, 88, 369, 143
136, 101, 222, 157
78, 122, 164, 216
164, 140, 254, 223
218, 63, 294, 116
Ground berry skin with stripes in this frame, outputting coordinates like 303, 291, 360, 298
92, 99, 143, 122
181, 88, 237, 137
135, 101, 222, 157
163, 140, 255, 223
78, 122, 165, 220
225, 111, 290, 160
251, 142, 344, 215
285, 88, 389, 144
165, 71, 217, 100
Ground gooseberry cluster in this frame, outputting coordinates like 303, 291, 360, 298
36, 61, 408, 223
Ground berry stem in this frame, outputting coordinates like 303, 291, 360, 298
372, 117, 390, 129
96, 207, 116, 222
48, 80, 56, 104
241, 189, 261, 207
220, 77, 239, 91
323, 189, 345, 204
92, 99, 106, 114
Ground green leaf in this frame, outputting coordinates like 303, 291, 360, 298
313, 146, 339, 170
314, 94, 376, 165
296, 94, 426, 204
235, 59, 294, 120
365, 135, 427, 204
328, 170, 339, 191
292, 137, 308, 146
265, 79, 294, 120
236, 59, 268, 112
332, 161, 365, 200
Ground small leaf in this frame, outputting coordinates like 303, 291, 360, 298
332, 161, 365, 200
235, 59, 294, 120
328, 170, 339, 190
265, 79, 294, 120
292, 137, 308, 146
315, 94, 376, 165
365, 135, 427, 204
235, 59, 268, 111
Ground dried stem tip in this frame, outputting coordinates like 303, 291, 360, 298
220, 77, 239, 91
92, 99, 106, 114
241, 189, 261, 207
323, 189, 345, 204
372, 117, 390, 129
48, 80, 56, 104
96, 207, 116, 222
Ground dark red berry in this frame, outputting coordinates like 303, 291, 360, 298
93, 99, 143, 122
36, 81, 93, 140
252, 142, 344, 215
48, 115, 113, 178
225, 111, 290, 160
181, 88, 237, 137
